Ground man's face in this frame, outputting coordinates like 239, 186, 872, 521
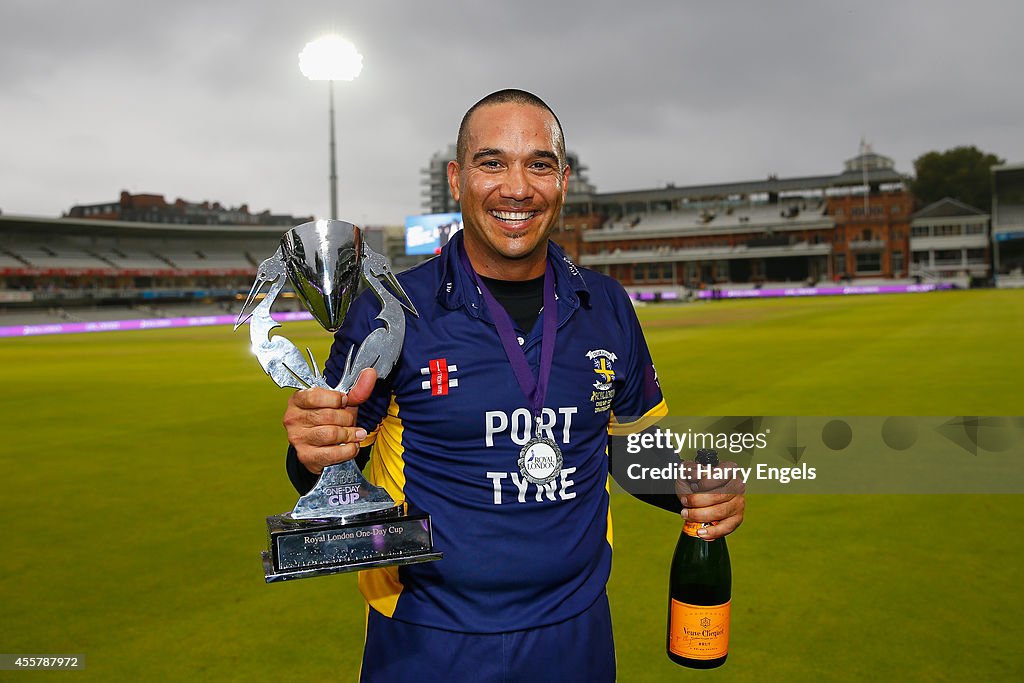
447, 102, 570, 279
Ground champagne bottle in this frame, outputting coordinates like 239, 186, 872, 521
667, 448, 731, 668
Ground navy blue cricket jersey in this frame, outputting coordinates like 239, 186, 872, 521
324, 231, 666, 633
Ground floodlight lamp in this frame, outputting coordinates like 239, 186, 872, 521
298, 35, 363, 82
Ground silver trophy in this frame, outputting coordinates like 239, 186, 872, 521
236, 219, 442, 583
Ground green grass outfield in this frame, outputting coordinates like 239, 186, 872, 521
1, 289, 1022, 681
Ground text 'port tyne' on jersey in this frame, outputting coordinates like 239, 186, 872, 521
484, 406, 578, 504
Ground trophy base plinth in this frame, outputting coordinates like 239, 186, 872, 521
263, 511, 443, 583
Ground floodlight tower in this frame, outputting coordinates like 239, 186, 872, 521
299, 35, 363, 219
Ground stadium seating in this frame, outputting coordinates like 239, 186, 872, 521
580, 239, 829, 267
93, 247, 174, 270
160, 244, 256, 271
0, 252, 26, 269
597, 201, 828, 235
9, 246, 111, 271
1, 238, 274, 275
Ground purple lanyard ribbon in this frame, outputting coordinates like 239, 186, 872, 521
458, 243, 557, 423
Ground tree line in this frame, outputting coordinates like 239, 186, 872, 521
909, 146, 1005, 212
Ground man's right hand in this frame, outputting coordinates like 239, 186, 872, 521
282, 368, 378, 475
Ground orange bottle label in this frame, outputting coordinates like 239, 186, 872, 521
669, 599, 730, 660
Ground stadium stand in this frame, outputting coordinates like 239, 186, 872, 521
0, 214, 277, 324
555, 147, 931, 290
0, 210, 408, 327
596, 201, 829, 235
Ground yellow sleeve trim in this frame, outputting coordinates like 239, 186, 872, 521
605, 473, 614, 550
359, 566, 402, 618
358, 395, 408, 618
608, 398, 668, 435
359, 428, 379, 447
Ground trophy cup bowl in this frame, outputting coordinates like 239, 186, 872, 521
237, 219, 442, 583
280, 219, 361, 333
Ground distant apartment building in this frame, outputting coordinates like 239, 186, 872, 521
420, 145, 460, 215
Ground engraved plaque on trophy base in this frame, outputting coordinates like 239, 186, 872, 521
262, 508, 444, 583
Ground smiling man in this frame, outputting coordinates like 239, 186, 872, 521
283, 89, 745, 682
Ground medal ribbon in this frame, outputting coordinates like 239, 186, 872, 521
458, 243, 556, 427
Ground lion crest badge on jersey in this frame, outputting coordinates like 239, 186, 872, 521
586, 349, 617, 413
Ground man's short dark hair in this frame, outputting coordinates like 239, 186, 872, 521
455, 89, 566, 170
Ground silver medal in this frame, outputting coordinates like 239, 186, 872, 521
518, 436, 564, 485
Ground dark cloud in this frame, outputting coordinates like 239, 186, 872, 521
1, 0, 1022, 222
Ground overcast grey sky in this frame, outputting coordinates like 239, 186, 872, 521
2, 0, 1022, 224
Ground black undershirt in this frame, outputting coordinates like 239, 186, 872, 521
479, 273, 544, 331
285, 274, 680, 514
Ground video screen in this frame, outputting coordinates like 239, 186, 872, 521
405, 212, 463, 255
